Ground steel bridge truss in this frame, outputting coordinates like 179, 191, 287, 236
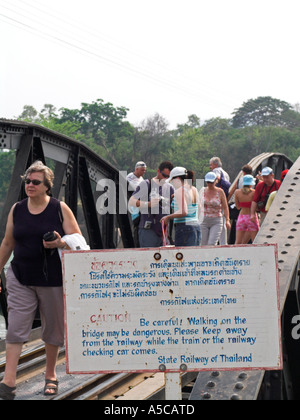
0, 119, 135, 246
0, 119, 135, 325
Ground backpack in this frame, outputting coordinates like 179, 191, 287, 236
217, 170, 231, 197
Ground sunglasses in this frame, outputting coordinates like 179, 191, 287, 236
160, 171, 169, 178
25, 179, 43, 186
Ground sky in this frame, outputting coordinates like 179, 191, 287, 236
0, 0, 300, 129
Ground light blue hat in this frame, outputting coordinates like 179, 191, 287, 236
261, 167, 273, 176
243, 175, 255, 186
205, 172, 217, 183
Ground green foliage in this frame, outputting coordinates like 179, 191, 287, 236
169, 125, 211, 179
12, 96, 300, 184
57, 99, 134, 168
232, 96, 293, 128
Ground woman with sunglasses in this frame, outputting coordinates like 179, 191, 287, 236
0, 161, 81, 399
199, 172, 231, 246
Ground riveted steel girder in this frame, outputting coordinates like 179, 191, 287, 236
0, 119, 135, 324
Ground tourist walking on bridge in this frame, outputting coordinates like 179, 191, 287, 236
200, 172, 231, 246
0, 161, 81, 400
251, 167, 281, 226
209, 157, 231, 245
127, 161, 147, 247
129, 161, 174, 248
160, 167, 201, 246
235, 175, 260, 244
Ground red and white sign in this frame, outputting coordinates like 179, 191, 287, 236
63, 244, 282, 374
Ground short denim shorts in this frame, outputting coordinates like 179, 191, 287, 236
174, 223, 201, 247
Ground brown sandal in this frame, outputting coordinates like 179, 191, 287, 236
44, 379, 59, 396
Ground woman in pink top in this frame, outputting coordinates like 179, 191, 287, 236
235, 175, 260, 244
200, 172, 231, 246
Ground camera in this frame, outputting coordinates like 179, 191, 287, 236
43, 231, 57, 242
257, 201, 265, 210
257, 194, 270, 210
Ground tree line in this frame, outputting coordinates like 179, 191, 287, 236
2, 96, 300, 188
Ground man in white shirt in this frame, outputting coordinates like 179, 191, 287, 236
210, 157, 230, 185
127, 161, 147, 189
127, 161, 147, 246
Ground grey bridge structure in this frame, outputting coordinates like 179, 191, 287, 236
0, 119, 299, 400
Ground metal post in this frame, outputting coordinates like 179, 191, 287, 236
165, 373, 182, 400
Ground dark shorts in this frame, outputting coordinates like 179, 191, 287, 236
174, 223, 201, 247
138, 228, 163, 248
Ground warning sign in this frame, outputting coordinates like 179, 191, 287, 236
63, 244, 282, 374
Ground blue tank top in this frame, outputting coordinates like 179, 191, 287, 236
11, 197, 64, 287
171, 188, 199, 224
171, 201, 199, 224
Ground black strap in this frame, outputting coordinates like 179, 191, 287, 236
58, 201, 64, 224
257, 181, 276, 202
266, 181, 276, 195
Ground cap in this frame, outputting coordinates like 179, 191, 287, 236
281, 169, 289, 180
261, 167, 273, 176
243, 175, 255, 186
135, 161, 147, 169
205, 172, 217, 183
166, 167, 187, 182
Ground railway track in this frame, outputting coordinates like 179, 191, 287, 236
0, 337, 197, 400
